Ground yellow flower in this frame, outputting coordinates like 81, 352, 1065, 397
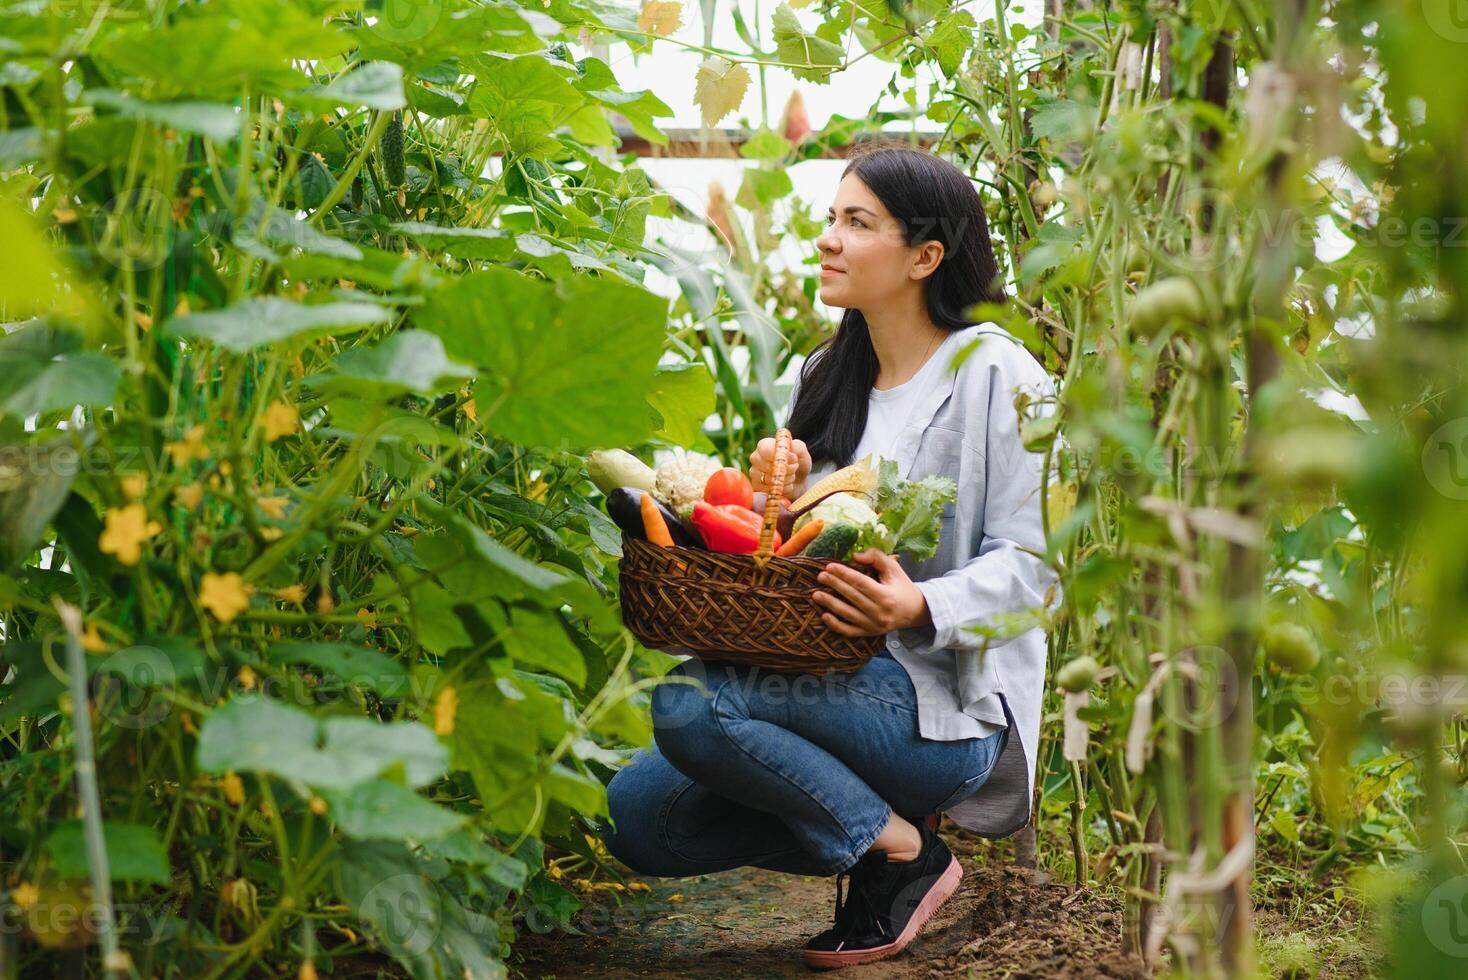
200, 572, 254, 623
81, 625, 109, 653
12, 881, 39, 909
257, 495, 289, 520
356, 608, 378, 629
668, 893, 684, 902
316, 589, 335, 615
175, 482, 204, 510
299, 961, 319, 980
221, 771, 245, 806
259, 401, 299, 442
165, 424, 211, 466
120, 473, 147, 501
99, 504, 163, 566
274, 584, 307, 604
260, 527, 283, 541
237, 665, 257, 691
626, 881, 651, 892
308, 796, 327, 816
434, 687, 458, 736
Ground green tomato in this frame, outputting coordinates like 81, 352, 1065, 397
1128, 277, 1205, 337
1056, 655, 1101, 693
1261, 623, 1320, 674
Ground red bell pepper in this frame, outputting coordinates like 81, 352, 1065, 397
691, 501, 783, 554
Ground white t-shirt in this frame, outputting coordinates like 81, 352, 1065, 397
851, 329, 967, 465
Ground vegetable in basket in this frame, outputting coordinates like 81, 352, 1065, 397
653, 452, 723, 519
850, 458, 958, 562
605, 487, 704, 548
703, 466, 754, 510
587, 448, 657, 495
691, 501, 783, 554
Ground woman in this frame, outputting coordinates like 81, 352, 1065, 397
597, 142, 1056, 970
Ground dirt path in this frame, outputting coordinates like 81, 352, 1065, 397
508, 824, 1151, 979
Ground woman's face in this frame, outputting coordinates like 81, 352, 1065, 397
815, 172, 940, 310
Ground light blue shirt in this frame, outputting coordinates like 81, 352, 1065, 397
789, 323, 1058, 838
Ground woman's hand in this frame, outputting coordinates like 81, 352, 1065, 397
748, 436, 812, 500
811, 549, 930, 637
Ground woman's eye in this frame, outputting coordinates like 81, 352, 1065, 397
851, 217, 865, 228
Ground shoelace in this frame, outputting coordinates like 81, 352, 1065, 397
830, 860, 896, 943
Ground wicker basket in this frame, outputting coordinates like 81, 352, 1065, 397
617, 428, 882, 674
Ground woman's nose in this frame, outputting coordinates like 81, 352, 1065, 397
816, 226, 839, 255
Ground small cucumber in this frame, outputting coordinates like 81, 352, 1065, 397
381, 111, 406, 187
800, 522, 859, 560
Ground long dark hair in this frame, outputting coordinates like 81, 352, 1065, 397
787, 142, 1007, 468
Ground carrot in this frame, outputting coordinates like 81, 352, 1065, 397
776, 519, 824, 557
640, 492, 676, 547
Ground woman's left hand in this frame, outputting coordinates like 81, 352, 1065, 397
812, 549, 929, 637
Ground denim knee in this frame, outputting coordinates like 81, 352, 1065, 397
600, 767, 681, 877
649, 667, 723, 769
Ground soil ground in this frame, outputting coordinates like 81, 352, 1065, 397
508, 822, 1380, 979
513, 824, 1185, 978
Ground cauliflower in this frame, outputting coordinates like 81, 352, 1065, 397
653, 452, 723, 519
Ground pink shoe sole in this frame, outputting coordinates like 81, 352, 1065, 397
800, 852, 963, 970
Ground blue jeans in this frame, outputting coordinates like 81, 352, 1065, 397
596, 651, 1008, 878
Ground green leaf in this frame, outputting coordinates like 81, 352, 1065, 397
0, 325, 119, 417
393, 222, 515, 260
1029, 98, 1090, 143
501, 606, 586, 687
739, 127, 793, 160
292, 61, 406, 111
87, 89, 240, 141
545, 763, 607, 817
418, 829, 529, 890
467, 54, 585, 155
0, 441, 80, 565
646, 362, 716, 447
320, 779, 464, 840
416, 268, 667, 450
320, 716, 448, 788
196, 697, 447, 791
0, 195, 92, 321
165, 298, 391, 353
339, 840, 505, 980
736, 167, 794, 209
268, 642, 409, 697
316, 331, 475, 399
772, 4, 845, 82
45, 822, 171, 885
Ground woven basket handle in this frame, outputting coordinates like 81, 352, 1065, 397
753, 427, 791, 565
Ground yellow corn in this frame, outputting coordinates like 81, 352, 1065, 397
789, 453, 878, 512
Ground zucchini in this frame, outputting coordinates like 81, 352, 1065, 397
800, 522, 859, 560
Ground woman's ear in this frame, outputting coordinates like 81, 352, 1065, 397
909, 240, 945, 281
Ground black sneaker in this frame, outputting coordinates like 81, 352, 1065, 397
801, 820, 963, 969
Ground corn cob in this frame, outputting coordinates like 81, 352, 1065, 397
788, 453, 877, 513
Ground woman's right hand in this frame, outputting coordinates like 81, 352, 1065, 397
748, 436, 812, 501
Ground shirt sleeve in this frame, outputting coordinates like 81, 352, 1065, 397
910, 351, 1058, 652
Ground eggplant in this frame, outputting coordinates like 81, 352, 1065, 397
754, 491, 797, 541
605, 487, 705, 549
